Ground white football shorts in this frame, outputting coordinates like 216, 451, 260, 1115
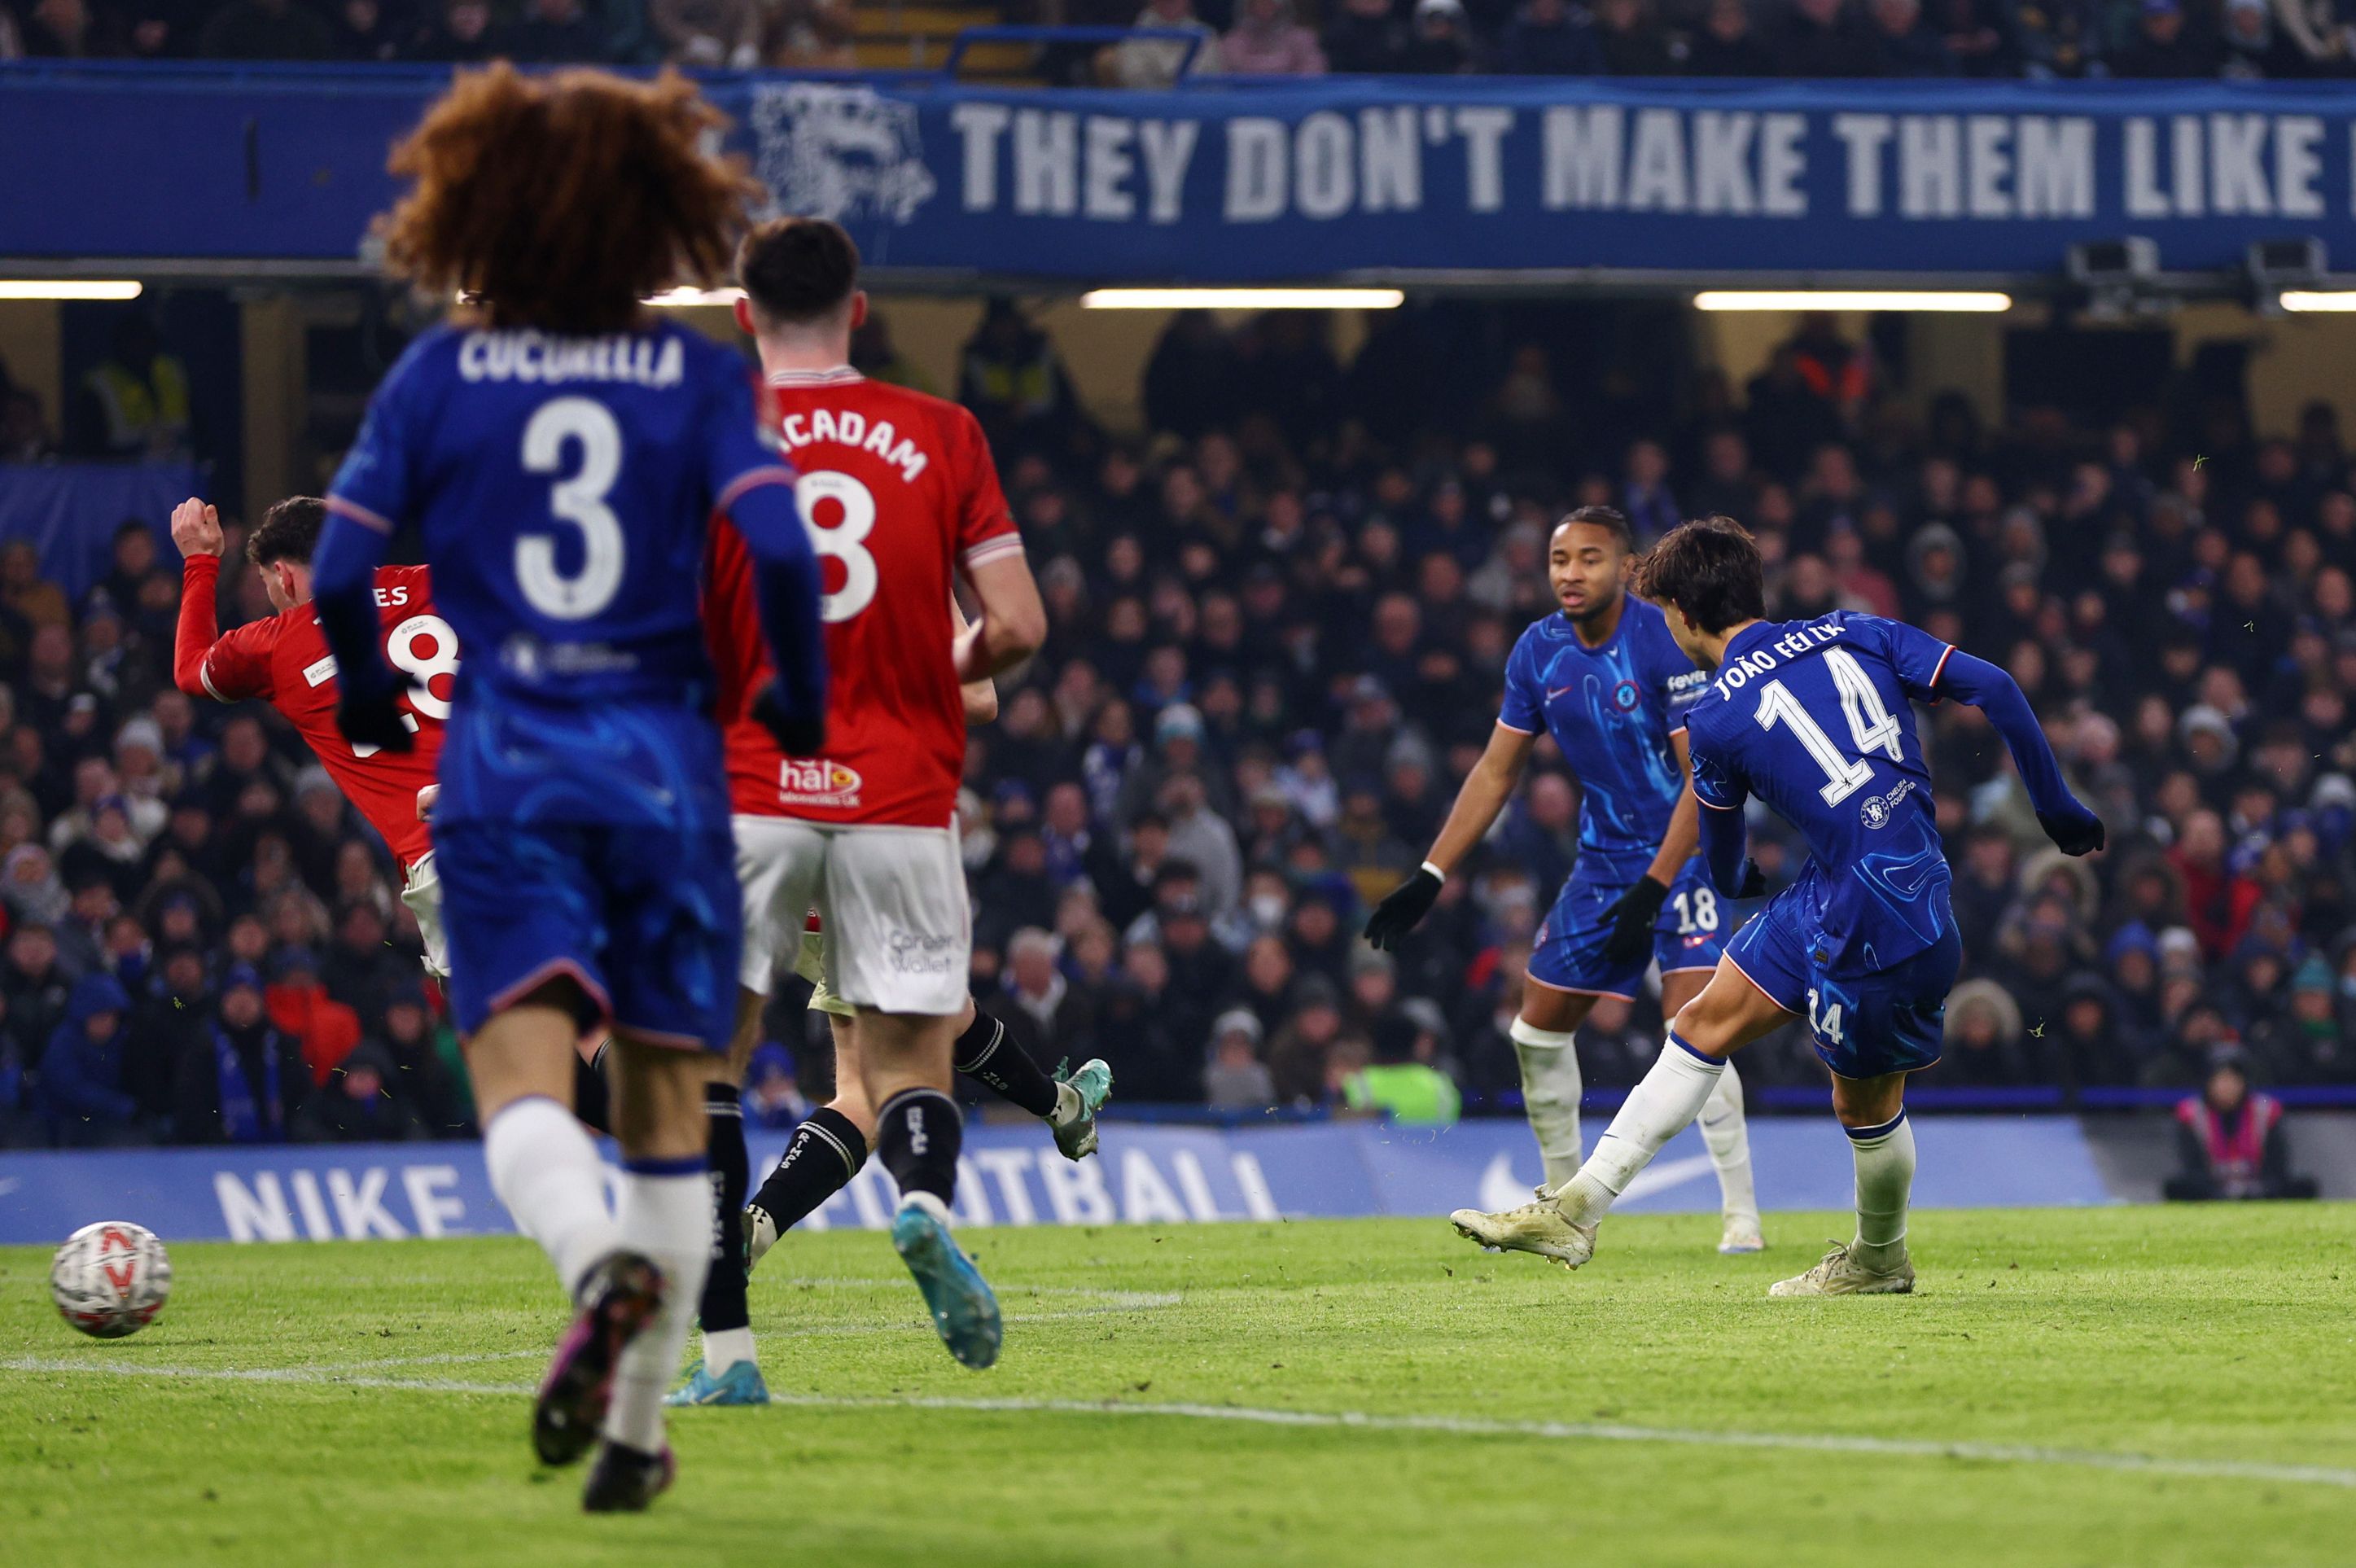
399, 852, 451, 980
734, 814, 968, 1016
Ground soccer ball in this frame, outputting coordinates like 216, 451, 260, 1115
51, 1221, 172, 1339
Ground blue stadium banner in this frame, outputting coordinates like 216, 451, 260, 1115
0, 1117, 2120, 1246
9, 68, 2356, 279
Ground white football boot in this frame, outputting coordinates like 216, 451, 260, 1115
1450, 1189, 1596, 1269
1767, 1241, 1914, 1297
1718, 1212, 1767, 1255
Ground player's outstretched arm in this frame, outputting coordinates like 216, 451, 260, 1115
1366, 722, 1535, 950
311, 511, 414, 753
169, 498, 232, 698
729, 482, 830, 756
1933, 648, 2104, 856
957, 554, 1048, 684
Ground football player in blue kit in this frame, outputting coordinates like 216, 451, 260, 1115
308, 68, 828, 1509
1366, 507, 1766, 1254
1452, 516, 2104, 1294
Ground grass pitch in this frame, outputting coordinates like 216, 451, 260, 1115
4, 1205, 2353, 1566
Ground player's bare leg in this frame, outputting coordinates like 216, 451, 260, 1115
1659, 967, 1765, 1253
1454, 957, 1791, 1269
1770, 1071, 1916, 1298
579, 1034, 713, 1509
861, 1008, 1001, 1369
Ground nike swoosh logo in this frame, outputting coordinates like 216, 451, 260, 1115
1546, 685, 1574, 700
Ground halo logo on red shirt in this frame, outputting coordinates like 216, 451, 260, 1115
779, 757, 864, 809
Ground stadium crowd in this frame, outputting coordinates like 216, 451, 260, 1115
2, 296, 2355, 1147
6, 0, 2356, 81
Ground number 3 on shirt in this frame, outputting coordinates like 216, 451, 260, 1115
518, 397, 624, 620
795, 471, 878, 624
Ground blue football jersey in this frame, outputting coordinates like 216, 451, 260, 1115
1499, 596, 1710, 883
326, 320, 799, 826
1684, 611, 1956, 976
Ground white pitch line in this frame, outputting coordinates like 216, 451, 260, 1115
6, 1355, 2349, 1491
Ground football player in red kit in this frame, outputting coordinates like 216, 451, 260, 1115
675, 216, 1095, 1389
171, 495, 457, 974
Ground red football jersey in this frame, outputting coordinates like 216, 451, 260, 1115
176, 557, 452, 866
706, 367, 1022, 827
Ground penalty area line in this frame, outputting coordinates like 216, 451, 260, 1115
5, 1356, 2350, 1491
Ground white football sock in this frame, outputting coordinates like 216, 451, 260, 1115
1555, 1033, 1725, 1226
700, 1325, 755, 1378
1697, 1058, 1759, 1222
1846, 1110, 1915, 1272
1510, 1018, 1584, 1191
603, 1165, 712, 1455
483, 1096, 620, 1299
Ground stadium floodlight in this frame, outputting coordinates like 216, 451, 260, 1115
1690, 290, 2011, 313
2278, 291, 2356, 313
1080, 288, 1406, 310
645, 287, 746, 308
0, 280, 143, 300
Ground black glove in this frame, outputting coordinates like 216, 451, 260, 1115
335, 690, 414, 754
1600, 874, 1670, 965
1364, 866, 1442, 951
752, 681, 825, 760
2039, 805, 2106, 857
1734, 858, 1768, 900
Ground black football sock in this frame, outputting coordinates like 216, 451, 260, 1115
698, 1084, 750, 1337
571, 1041, 612, 1136
953, 1008, 1058, 1119
748, 1105, 867, 1231
874, 1087, 962, 1206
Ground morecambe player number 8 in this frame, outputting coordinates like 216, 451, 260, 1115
795, 470, 879, 624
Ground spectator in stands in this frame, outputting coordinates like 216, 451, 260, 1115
198, 0, 333, 59
16, 0, 114, 56
176, 964, 303, 1144
1774, 0, 1877, 76
1203, 1008, 1276, 1110
1342, 1010, 1460, 1125
1109, 0, 1223, 85
2109, 0, 2217, 76
1223, 0, 1325, 73
1322, 0, 1408, 71
647, 0, 758, 64
1866, 0, 1958, 72
37, 971, 139, 1145
496, 0, 611, 59
960, 298, 1088, 458
1940, 979, 2034, 1086
1496, 0, 1604, 73
1591, 0, 1674, 72
68, 314, 191, 461
2165, 1052, 2319, 1199
330, 0, 403, 59
1684, 0, 1776, 72
411, 0, 499, 60
1402, 0, 1477, 72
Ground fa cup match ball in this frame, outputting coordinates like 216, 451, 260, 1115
51, 1221, 173, 1339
